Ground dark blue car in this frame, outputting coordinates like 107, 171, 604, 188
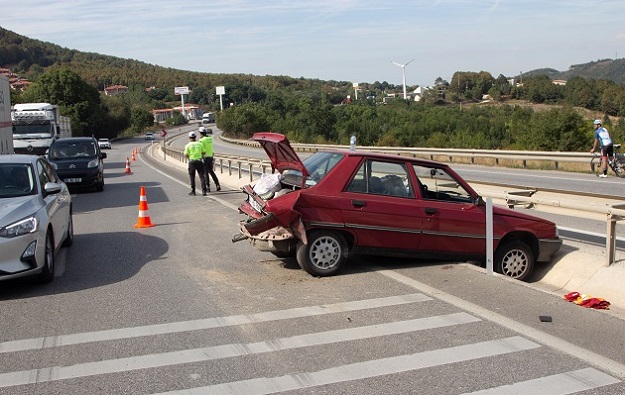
48, 137, 106, 192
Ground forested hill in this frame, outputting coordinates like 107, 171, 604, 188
524, 59, 625, 84
0, 27, 344, 93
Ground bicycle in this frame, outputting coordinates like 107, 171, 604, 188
591, 143, 625, 177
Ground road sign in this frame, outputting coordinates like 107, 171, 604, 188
174, 86, 189, 95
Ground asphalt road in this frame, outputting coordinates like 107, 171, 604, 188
0, 137, 624, 394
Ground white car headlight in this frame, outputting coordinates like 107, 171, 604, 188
87, 158, 99, 168
0, 217, 38, 238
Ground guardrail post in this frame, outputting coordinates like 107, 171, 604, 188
606, 215, 617, 267
248, 163, 254, 182
238, 161, 242, 179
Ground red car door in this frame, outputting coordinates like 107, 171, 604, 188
414, 164, 487, 255
340, 160, 424, 252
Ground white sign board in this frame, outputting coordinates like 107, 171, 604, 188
175, 86, 189, 95
216, 86, 225, 95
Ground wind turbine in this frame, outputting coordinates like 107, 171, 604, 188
391, 59, 415, 100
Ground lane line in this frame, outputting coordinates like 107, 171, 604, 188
0, 313, 480, 387
460, 367, 620, 394
378, 269, 625, 380
150, 337, 540, 395
0, 293, 431, 354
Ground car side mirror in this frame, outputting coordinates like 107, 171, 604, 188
43, 182, 62, 196
474, 195, 485, 206
101, 152, 107, 159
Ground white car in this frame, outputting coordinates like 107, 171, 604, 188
145, 132, 155, 140
0, 155, 73, 283
98, 138, 111, 149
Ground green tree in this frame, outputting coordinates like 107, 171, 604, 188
20, 67, 106, 136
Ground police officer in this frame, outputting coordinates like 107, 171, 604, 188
184, 131, 207, 195
198, 127, 221, 192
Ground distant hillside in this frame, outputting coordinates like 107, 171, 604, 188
0, 27, 350, 95
524, 59, 625, 84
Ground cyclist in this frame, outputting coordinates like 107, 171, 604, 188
590, 119, 613, 178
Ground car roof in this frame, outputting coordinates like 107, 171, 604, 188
252, 132, 452, 174
0, 154, 41, 165
50, 137, 97, 145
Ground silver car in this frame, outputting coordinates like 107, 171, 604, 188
0, 155, 73, 283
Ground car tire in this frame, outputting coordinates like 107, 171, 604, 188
37, 231, 55, 283
62, 210, 74, 247
494, 239, 535, 281
296, 230, 348, 277
96, 178, 104, 192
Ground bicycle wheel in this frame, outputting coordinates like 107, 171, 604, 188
590, 155, 602, 176
611, 154, 625, 177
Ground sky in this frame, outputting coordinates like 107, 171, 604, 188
3, 0, 625, 87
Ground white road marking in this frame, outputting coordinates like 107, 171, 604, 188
151, 337, 540, 395
460, 368, 620, 394
0, 312, 479, 387
378, 269, 625, 380
0, 293, 431, 354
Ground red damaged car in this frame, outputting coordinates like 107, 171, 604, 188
234, 132, 562, 280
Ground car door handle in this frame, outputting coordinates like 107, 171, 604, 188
425, 207, 437, 215
351, 199, 366, 207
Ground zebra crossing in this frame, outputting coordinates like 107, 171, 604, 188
0, 293, 620, 394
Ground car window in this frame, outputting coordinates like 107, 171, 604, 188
282, 152, 344, 187
347, 160, 413, 198
413, 164, 473, 203
39, 159, 59, 184
0, 164, 36, 197
37, 160, 52, 191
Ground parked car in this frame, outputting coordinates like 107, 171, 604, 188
98, 138, 111, 149
234, 132, 562, 280
48, 137, 107, 192
144, 132, 155, 140
0, 154, 73, 283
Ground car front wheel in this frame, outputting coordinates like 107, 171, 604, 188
62, 210, 74, 247
495, 240, 535, 281
37, 231, 55, 283
296, 230, 348, 277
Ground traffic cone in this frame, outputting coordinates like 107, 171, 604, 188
125, 157, 132, 174
131, 151, 136, 161
134, 186, 155, 228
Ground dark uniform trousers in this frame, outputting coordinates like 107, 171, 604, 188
202, 156, 220, 190
188, 159, 206, 193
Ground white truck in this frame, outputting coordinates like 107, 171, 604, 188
12, 103, 72, 155
0, 75, 12, 154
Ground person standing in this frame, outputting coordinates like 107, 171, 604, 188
590, 119, 613, 178
199, 127, 221, 192
184, 131, 207, 195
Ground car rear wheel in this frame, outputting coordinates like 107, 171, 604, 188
495, 240, 535, 281
37, 231, 55, 283
296, 230, 348, 277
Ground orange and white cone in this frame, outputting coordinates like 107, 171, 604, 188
125, 157, 132, 174
131, 151, 136, 161
134, 186, 155, 228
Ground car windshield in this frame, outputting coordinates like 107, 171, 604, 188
0, 164, 36, 198
49, 141, 98, 159
281, 151, 345, 187
413, 164, 475, 203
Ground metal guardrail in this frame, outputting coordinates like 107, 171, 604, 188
218, 135, 592, 169
159, 136, 624, 266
